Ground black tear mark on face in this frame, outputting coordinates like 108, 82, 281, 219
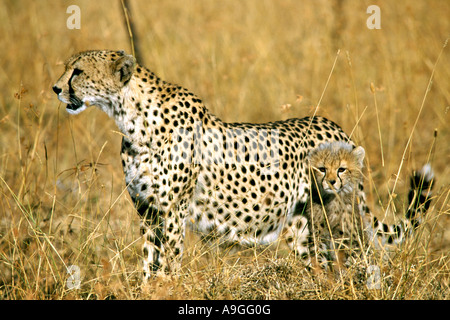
67, 68, 84, 111
68, 68, 83, 94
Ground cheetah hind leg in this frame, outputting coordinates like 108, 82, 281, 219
282, 214, 313, 267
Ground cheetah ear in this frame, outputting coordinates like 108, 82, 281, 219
111, 54, 136, 86
352, 146, 365, 168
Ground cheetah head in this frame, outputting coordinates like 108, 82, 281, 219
308, 142, 365, 195
53, 50, 136, 115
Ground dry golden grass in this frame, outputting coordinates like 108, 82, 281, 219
0, 0, 448, 299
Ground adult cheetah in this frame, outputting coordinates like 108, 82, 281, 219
53, 50, 434, 281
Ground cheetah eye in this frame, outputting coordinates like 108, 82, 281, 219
72, 68, 83, 76
338, 167, 346, 173
318, 167, 326, 173
69, 68, 83, 84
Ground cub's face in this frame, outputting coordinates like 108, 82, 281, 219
308, 143, 365, 195
52, 50, 135, 115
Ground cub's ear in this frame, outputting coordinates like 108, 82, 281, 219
111, 54, 136, 85
352, 146, 365, 168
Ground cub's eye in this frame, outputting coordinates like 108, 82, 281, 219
318, 167, 326, 173
338, 167, 347, 173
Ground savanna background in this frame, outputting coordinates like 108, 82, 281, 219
0, 0, 448, 300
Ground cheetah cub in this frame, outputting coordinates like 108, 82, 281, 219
306, 141, 366, 269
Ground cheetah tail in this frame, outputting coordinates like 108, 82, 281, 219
406, 163, 435, 229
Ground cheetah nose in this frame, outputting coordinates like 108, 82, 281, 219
329, 180, 336, 185
52, 86, 62, 94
